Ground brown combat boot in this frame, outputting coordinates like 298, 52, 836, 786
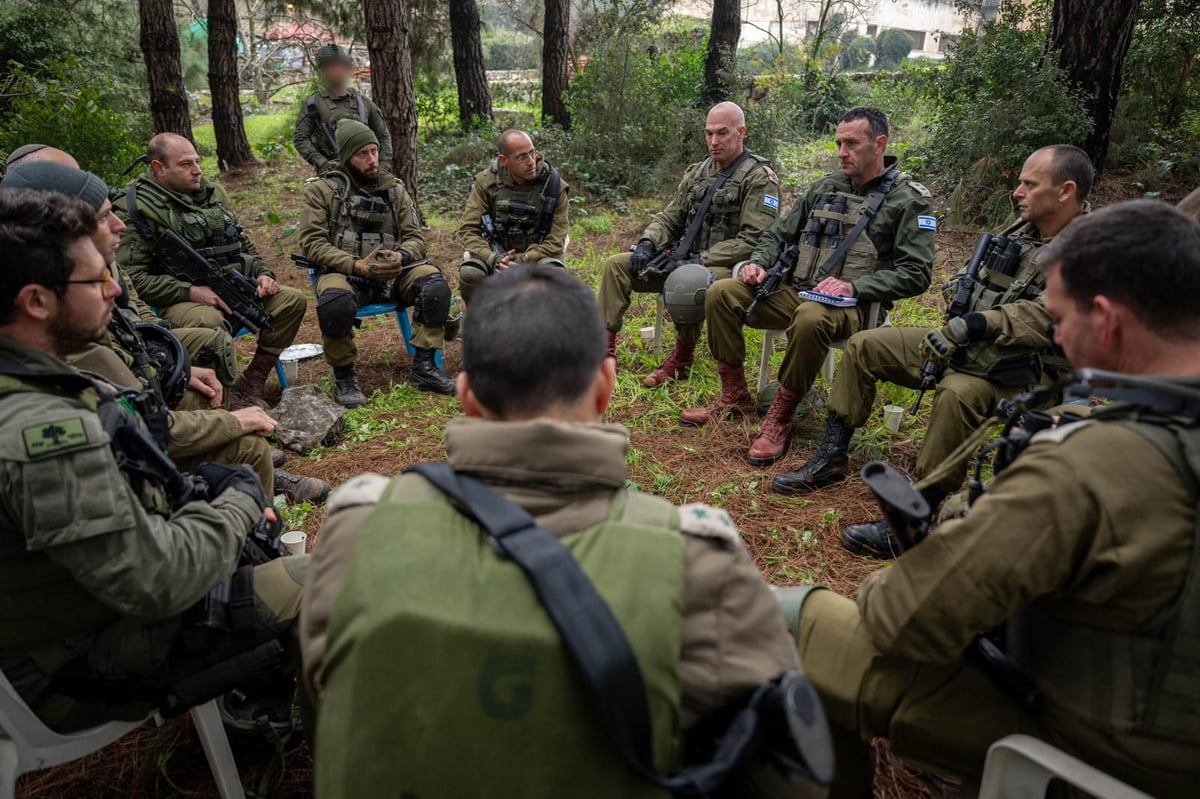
231, 349, 280, 409
605, 330, 618, 363
680, 363, 755, 427
747, 386, 804, 467
643, 338, 696, 388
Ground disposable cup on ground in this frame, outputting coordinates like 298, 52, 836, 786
281, 358, 299, 384
883, 405, 905, 433
280, 531, 308, 556
638, 326, 656, 348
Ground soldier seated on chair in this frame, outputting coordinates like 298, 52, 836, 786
455, 129, 569, 305
299, 119, 455, 407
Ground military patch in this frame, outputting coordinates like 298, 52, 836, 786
918, 215, 938, 232
910, 181, 932, 198
1031, 419, 1095, 445
763, 194, 780, 213
21, 418, 89, 458
326, 472, 391, 514
678, 503, 742, 547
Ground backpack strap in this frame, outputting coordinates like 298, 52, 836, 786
355, 92, 366, 124
815, 166, 899, 278
125, 182, 156, 243
535, 166, 564, 243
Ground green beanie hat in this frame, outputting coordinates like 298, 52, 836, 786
1, 161, 109, 211
336, 118, 379, 165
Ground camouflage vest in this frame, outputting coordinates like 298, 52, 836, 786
306, 91, 368, 160
792, 174, 909, 287
681, 154, 771, 256
322, 171, 403, 257
487, 163, 563, 253
1009, 403, 1200, 749
129, 178, 247, 269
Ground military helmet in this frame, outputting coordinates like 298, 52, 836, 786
663, 263, 713, 325
316, 42, 353, 67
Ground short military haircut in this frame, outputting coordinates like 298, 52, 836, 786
839, 106, 889, 139
1040, 199, 1200, 338
1041, 144, 1095, 203
148, 132, 194, 165
462, 262, 606, 418
497, 129, 529, 156
0, 189, 97, 324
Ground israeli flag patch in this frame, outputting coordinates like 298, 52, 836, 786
918, 215, 938, 231
763, 194, 780, 212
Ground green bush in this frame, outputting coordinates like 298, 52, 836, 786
482, 27, 540, 71
875, 29, 914, 70
839, 34, 876, 71
750, 57, 854, 154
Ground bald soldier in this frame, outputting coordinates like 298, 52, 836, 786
599, 102, 781, 387
115, 133, 308, 409
456, 129, 569, 304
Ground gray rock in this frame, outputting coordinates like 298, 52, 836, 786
271, 385, 346, 454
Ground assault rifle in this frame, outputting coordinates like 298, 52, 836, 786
743, 244, 800, 322
641, 245, 687, 280
154, 228, 273, 335
480, 214, 510, 259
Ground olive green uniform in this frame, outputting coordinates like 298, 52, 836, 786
599, 151, 780, 345
293, 87, 393, 174
456, 157, 570, 302
0, 337, 306, 732
299, 168, 448, 368
301, 418, 802, 797
114, 173, 307, 355
794, 393, 1200, 798
829, 221, 1069, 492
707, 159, 935, 394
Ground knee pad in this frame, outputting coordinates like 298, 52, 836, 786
316, 288, 358, 339
412, 273, 452, 326
202, 328, 238, 385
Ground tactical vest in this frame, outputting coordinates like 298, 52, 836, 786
1009, 405, 1200, 748
486, 162, 563, 253
792, 177, 908, 287
306, 91, 368, 160
322, 171, 402, 257
317, 476, 686, 799
681, 154, 770, 256
130, 178, 248, 269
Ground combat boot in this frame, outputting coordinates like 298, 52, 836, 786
643, 338, 696, 388
680, 363, 755, 426
605, 330, 618, 362
271, 448, 285, 468
275, 470, 331, 504
409, 348, 455, 395
231, 350, 280, 410
332, 365, 366, 408
772, 413, 856, 495
840, 486, 948, 560
747, 386, 803, 467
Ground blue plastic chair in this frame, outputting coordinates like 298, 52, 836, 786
231, 328, 291, 389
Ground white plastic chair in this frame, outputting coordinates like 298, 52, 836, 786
0, 668, 245, 799
979, 735, 1152, 799
757, 302, 887, 395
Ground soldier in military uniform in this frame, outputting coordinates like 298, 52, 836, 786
776, 145, 1093, 558
115, 134, 308, 409
599, 102, 781, 387
683, 107, 935, 466
293, 42, 393, 175
456, 129, 569, 304
0, 189, 307, 733
299, 119, 455, 406
787, 200, 1200, 799
300, 264, 805, 798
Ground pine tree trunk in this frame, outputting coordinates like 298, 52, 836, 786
450, 0, 494, 128
138, 0, 193, 138
208, 0, 257, 170
541, 0, 571, 129
705, 0, 741, 103
364, 0, 420, 203
1046, 0, 1141, 169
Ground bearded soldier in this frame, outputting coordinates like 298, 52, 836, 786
293, 42, 392, 175
299, 119, 456, 406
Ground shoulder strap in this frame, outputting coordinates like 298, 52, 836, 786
535, 166, 563, 242
676, 150, 752, 260
404, 462, 822, 795
355, 93, 366, 124
309, 94, 338, 153
816, 167, 900, 277
125, 183, 157, 244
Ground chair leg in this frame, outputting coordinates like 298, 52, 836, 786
189, 700, 246, 799
654, 296, 665, 356
0, 739, 18, 799
396, 308, 418, 357
758, 331, 777, 396
821, 348, 837, 383
274, 361, 289, 390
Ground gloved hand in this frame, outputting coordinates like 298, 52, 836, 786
195, 462, 271, 508
921, 316, 971, 364
353, 247, 406, 282
629, 239, 655, 278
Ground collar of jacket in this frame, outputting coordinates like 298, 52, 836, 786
143, 172, 216, 207
0, 336, 81, 377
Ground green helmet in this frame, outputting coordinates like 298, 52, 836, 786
663, 263, 713, 325
316, 42, 353, 67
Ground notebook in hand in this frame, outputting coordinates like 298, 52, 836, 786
798, 290, 858, 308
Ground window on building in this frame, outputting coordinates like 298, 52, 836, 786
938, 33, 960, 53
866, 24, 878, 37
904, 29, 926, 51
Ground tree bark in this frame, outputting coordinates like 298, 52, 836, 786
705, 0, 741, 102
138, 0, 193, 138
1046, 0, 1141, 169
364, 0, 420, 203
449, 0, 494, 128
541, 0, 571, 128
208, 0, 257, 169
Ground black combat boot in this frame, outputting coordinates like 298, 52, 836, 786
408, 348, 455, 395
840, 486, 949, 560
332, 365, 367, 408
773, 413, 856, 495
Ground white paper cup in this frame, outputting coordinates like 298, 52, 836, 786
281, 358, 300, 384
280, 531, 307, 556
882, 405, 905, 433
638, 326, 656, 348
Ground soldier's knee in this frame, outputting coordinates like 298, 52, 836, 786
458, 262, 488, 302
273, 285, 308, 317
704, 277, 739, 313
603, 255, 632, 289
412, 272, 451, 326
316, 288, 358, 339
536, 257, 566, 269
181, 304, 227, 330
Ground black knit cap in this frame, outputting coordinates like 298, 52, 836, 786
1, 162, 110, 212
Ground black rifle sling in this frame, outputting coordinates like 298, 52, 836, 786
815, 167, 899, 278
125, 183, 157, 243
674, 150, 752, 261
536, 166, 564, 242
406, 462, 779, 796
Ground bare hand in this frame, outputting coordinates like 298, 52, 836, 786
496, 250, 518, 271
190, 285, 232, 314
740, 263, 767, 286
232, 406, 277, 436
263, 506, 279, 525
257, 275, 279, 298
813, 277, 855, 297
188, 367, 224, 408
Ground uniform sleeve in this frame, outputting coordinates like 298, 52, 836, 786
749, 184, 819, 269
114, 192, 194, 307
982, 296, 1054, 349
523, 179, 570, 263
299, 181, 357, 276
701, 166, 781, 269
849, 186, 935, 303
293, 99, 327, 171
642, 165, 699, 251
392, 184, 428, 262
367, 98, 393, 169
165, 409, 245, 458
456, 175, 498, 265
115, 265, 159, 322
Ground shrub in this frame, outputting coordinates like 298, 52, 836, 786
839, 34, 876, 71
876, 29, 914, 70
482, 27, 541, 71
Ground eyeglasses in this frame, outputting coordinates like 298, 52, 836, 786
510, 150, 538, 165
45, 267, 120, 299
